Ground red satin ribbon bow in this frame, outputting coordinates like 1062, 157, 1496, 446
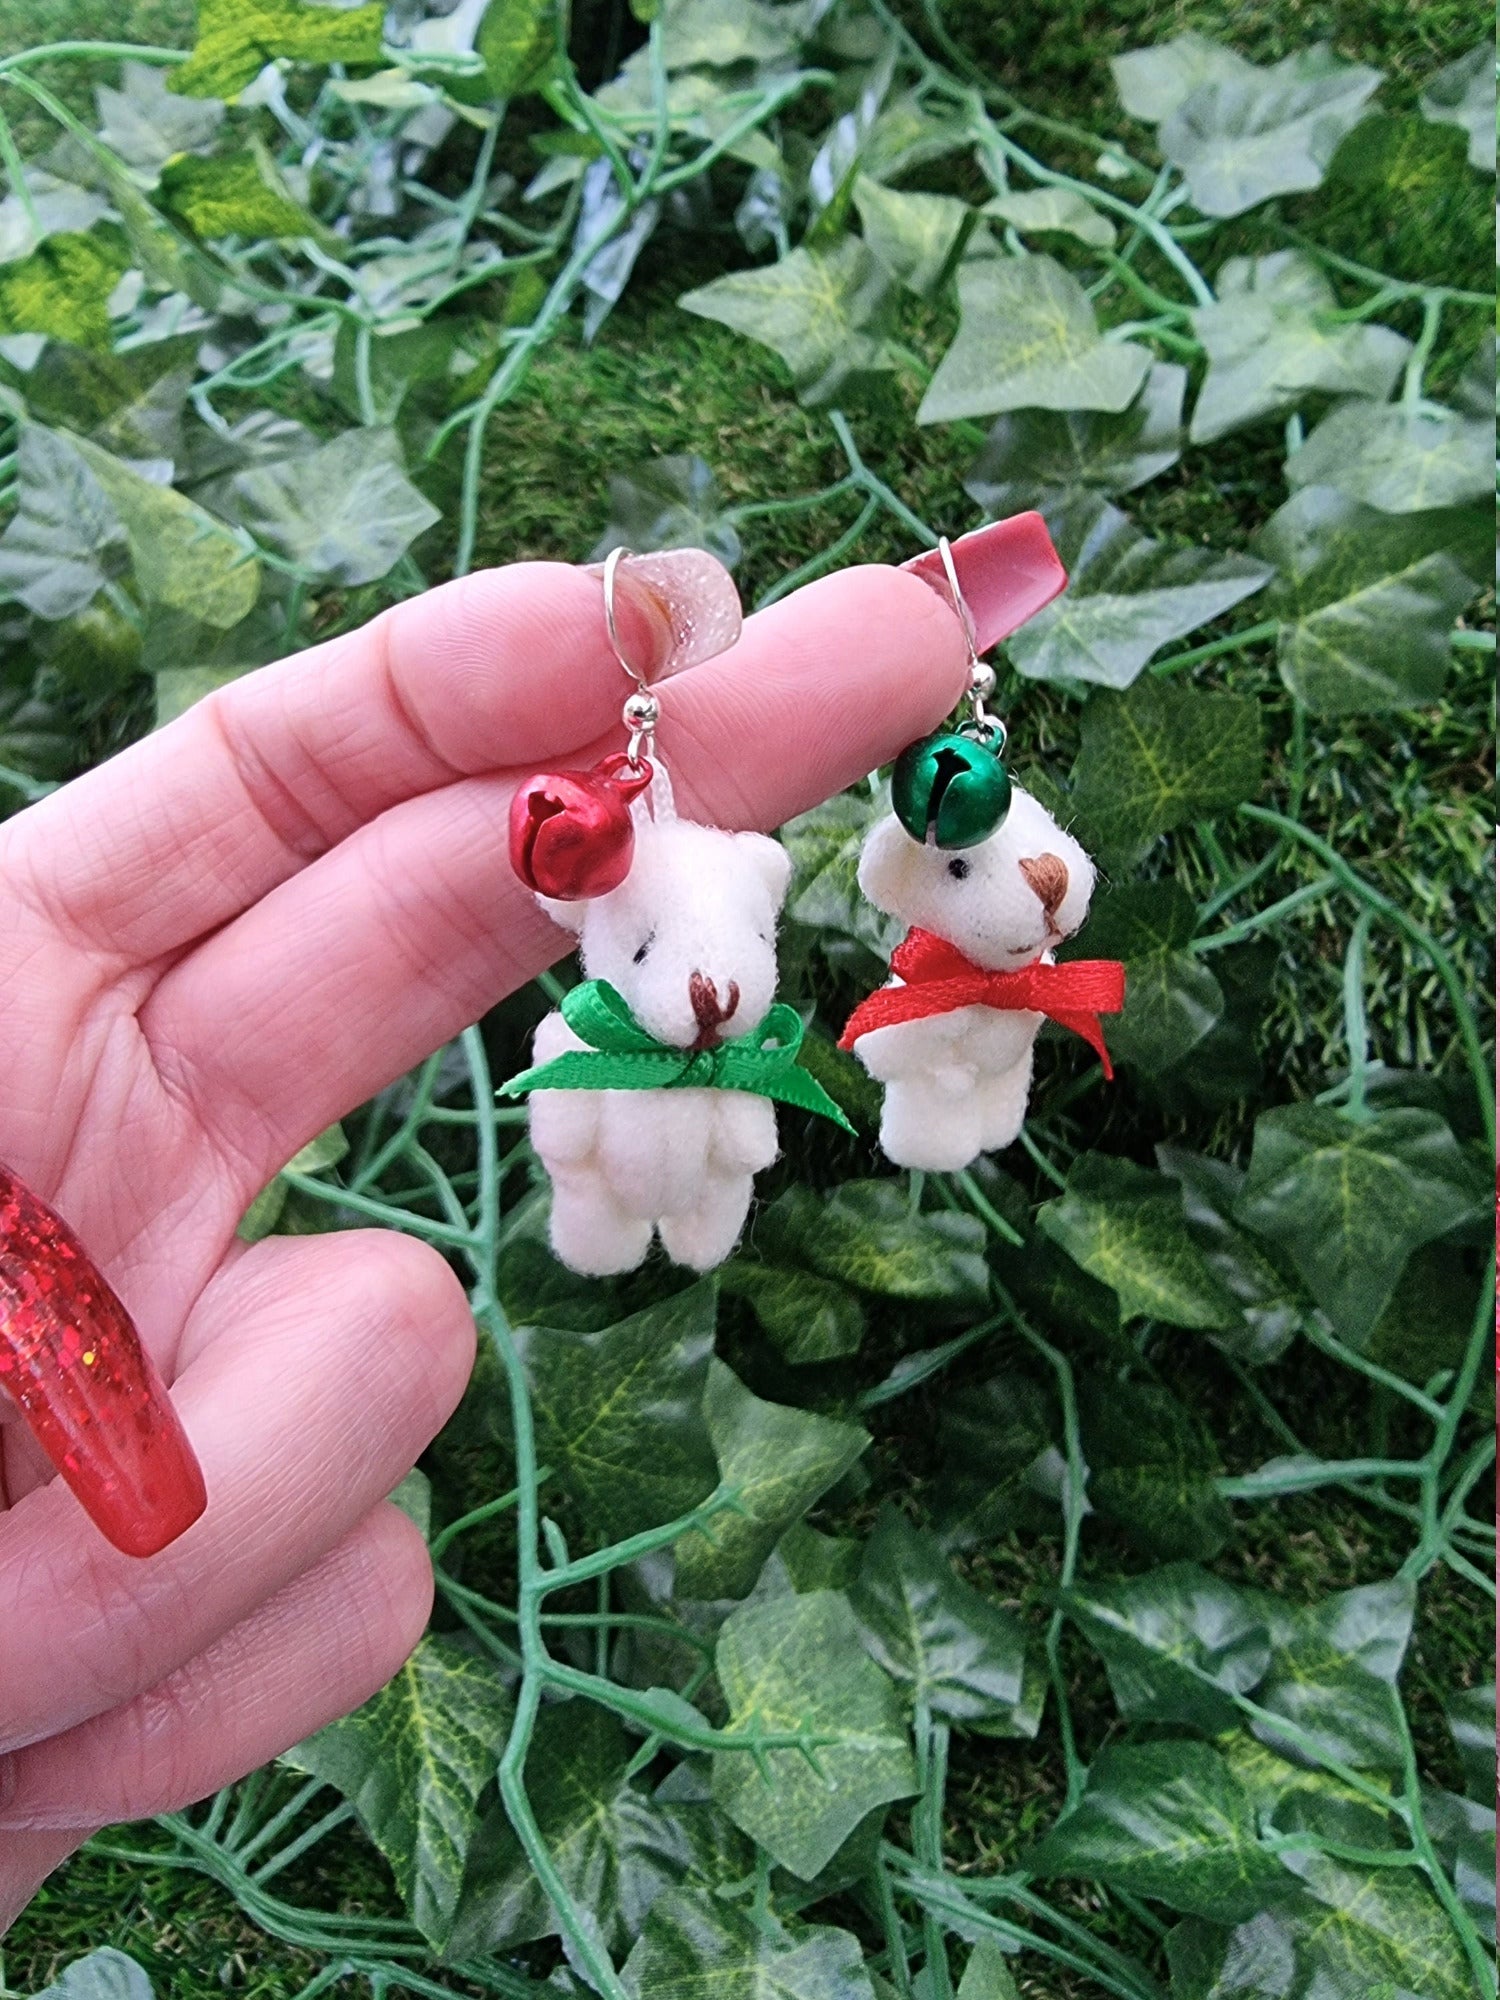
839, 929, 1127, 1078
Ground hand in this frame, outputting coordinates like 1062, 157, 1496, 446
0, 556, 964, 1927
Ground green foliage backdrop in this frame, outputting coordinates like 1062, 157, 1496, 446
0, 2, 1493, 1997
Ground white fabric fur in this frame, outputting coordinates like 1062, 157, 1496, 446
531, 816, 793, 1275
850, 785, 1096, 1172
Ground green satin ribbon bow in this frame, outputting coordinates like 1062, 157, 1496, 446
500, 980, 855, 1135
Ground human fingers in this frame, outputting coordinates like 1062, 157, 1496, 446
141, 563, 967, 1187
0, 557, 701, 971
0, 1230, 473, 1753
0, 1502, 430, 1832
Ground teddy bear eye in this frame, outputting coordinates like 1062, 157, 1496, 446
947, 856, 971, 881
632, 931, 656, 965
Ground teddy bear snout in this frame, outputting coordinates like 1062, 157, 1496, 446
690, 971, 741, 1048
1019, 853, 1070, 932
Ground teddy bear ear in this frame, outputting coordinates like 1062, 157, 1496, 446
741, 832, 792, 907
536, 893, 590, 935
858, 814, 922, 915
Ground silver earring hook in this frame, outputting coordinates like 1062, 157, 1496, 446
936, 535, 1006, 753
602, 545, 660, 771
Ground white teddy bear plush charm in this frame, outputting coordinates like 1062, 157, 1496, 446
840, 537, 1125, 1175
501, 550, 851, 1276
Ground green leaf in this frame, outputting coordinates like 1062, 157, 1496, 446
936, 1372, 1068, 1546
983, 187, 1116, 248
1066, 882, 1226, 1074
778, 1521, 862, 1594
1447, 1682, 1496, 1803
214, 427, 440, 586
1419, 42, 1496, 173
720, 1259, 867, 1364
1022, 1739, 1286, 1921
449, 1703, 691, 1958
1009, 493, 1270, 690
917, 253, 1153, 425
1111, 33, 1251, 122
758, 1182, 989, 1306
95, 59, 224, 176
679, 239, 892, 405
1235, 1104, 1485, 1342
475, 0, 559, 96
712, 1589, 917, 1880
0, 423, 126, 618
21, 334, 200, 465
516, 1279, 719, 1540
621, 1889, 876, 1998
851, 1507, 1039, 1733
1079, 1376, 1233, 1562
784, 787, 900, 958
1039, 1154, 1240, 1331
1423, 1785, 1496, 1944
1189, 252, 1410, 444
70, 432, 260, 630
0, 229, 128, 349
170, 0, 386, 99
1158, 1148, 1301, 1365
853, 178, 971, 297
590, 454, 742, 570
1286, 398, 1495, 514
956, 1940, 1020, 2000
1255, 485, 1482, 713
1365, 1243, 1485, 1387
672, 1359, 868, 1600
1064, 1564, 1271, 1734
157, 149, 321, 242
657, 0, 809, 71
964, 362, 1186, 515
284, 1635, 514, 1951
1072, 676, 1272, 856
1250, 1580, 1413, 1772
0, 173, 107, 264
1275, 1847, 1475, 1999
34, 1949, 153, 2000
1157, 46, 1383, 217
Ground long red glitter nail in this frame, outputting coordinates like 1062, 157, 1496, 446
0, 1163, 206, 1558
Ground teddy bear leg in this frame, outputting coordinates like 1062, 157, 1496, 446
878, 1077, 983, 1172
658, 1173, 754, 1271
548, 1170, 654, 1276
977, 1051, 1034, 1153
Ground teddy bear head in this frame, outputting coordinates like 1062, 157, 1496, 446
540, 815, 792, 1048
858, 783, 1096, 973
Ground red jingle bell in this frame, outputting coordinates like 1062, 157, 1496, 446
509, 751, 654, 900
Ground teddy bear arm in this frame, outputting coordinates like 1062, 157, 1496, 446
852, 1015, 962, 1083
526, 1010, 600, 1166
710, 1091, 779, 1174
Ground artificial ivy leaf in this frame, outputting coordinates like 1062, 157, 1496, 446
1189, 252, 1410, 444
679, 239, 891, 405
657, 0, 809, 71
1111, 33, 1251, 122
590, 453, 742, 570
852, 1507, 1039, 1734
1065, 1564, 1271, 1734
0, 230, 128, 350
96, 60, 224, 176
1009, 493, 1270, 690
1419, 42, 1496, 173
758, 1182, 989, 1306
1423, 1785, 1497, 1943
157, 148, 320, 242
1072, 676, 1272, 856
1157, 1147, 1301, 1365
1255, 485, 1482, 712
1157, 45, 1382, 217
1248, 1580, 1412, 1772
1066, 882, 1224, 1074
852, 178, 970, 297
214, 427, 440, 586
449, 1703, 691, 1959
919, 254, 1152, 424
1235, 1104, 1485, 1342
1079, 1376, 1233, 1561
720, 1259, 866, 1364
1286, 397, 1495, 514
0, 423, 126, 618
956, 1940, 1020, 1999
1274, 1846, 1475, 1999
778, 1521, 862, 1594
33, 1949, 154, 2000
964, 362, 1186, 515
475, 0, 559, 97
1039, 1154, 1239, 1331
984, 187, 1116, 248
0, 173, 107, 264
621, 1889, 876, 1999
284, 1634, 514, 1951
935, 1372, 1068, 1547
672, 1359, 868, 1600
712, 1589, 916, 1879
169, 0, 386, 99
1022, 1739, 1286, 1921
1447, 1682, 1496, 1803
1365, 1244, 1485, 1388
784, 788, 899, 957
70, 432, 260, 629
21, 336, 200, 469
516, 1279, 719, 1539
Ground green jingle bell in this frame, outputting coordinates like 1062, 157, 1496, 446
891, 730, 1012, 849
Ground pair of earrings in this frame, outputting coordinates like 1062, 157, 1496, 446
505, 523, 1125, 1277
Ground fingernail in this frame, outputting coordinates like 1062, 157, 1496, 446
902, 516, 1068, 651
585, 548, 743, 682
